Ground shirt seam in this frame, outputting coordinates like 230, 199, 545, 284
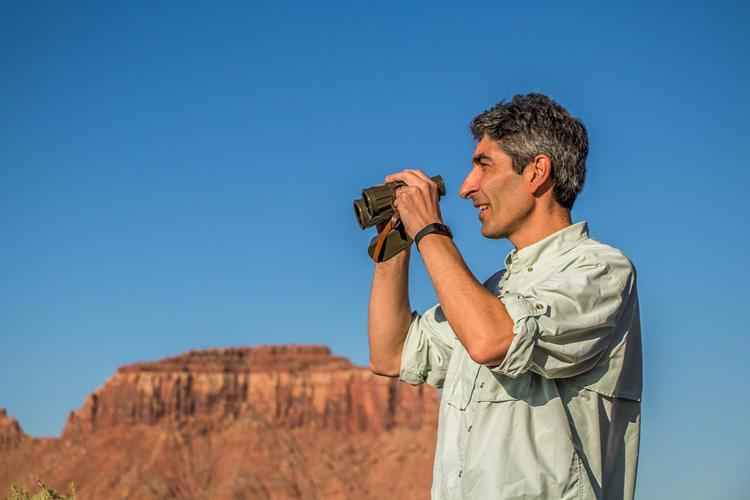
568, 380, 642, 402
532, 252, 628, 293
577, 453, 584, 500
578, 251, 630, 291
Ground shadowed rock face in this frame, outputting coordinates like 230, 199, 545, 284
1, 345, 439, 500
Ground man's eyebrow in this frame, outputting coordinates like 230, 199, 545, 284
473, 153, 491, 164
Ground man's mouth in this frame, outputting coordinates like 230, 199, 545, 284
475, 204, 489, 219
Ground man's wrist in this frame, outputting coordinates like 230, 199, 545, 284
414, 223, 453, 249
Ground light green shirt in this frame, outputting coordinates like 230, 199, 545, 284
400, 222, 642, 499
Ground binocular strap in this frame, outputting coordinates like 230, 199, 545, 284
372, 218, 394, 262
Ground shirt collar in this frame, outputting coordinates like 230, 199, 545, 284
504, 221, 590, 271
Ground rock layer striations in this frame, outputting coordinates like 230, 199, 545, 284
0, 345, 439, 499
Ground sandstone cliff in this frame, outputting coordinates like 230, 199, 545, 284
0, 345, 439, 500
62, 345, 435, 440
0, 408, 30, 450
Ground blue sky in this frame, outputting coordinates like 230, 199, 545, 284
1, 1, 748, 498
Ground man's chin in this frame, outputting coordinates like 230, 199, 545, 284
480, 225, 506, 240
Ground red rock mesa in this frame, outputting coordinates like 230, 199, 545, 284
0, 345, 439, 500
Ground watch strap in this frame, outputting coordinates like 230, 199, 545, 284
414, 223, 452, 248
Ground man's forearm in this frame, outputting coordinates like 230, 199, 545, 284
417, 233, 516, 366
368, 249, 412, 377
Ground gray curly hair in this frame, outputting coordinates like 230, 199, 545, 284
470, 93, 588, 209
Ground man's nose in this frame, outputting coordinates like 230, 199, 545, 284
459, 169, 479, 199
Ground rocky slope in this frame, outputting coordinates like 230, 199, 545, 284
0, 408, 29, 450
0, 345, 439, 500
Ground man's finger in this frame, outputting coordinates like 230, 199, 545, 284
385, 169, 433, 187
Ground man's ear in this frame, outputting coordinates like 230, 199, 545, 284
526, 154, 553, 195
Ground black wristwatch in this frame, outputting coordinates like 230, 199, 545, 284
414, 223, 453, 249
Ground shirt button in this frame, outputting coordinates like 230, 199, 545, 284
527, 267, 533, 272
536, 304, 543, 310
468, 426, 472, 432
504, 291, 510, 294
458, 471, 462, 478
480, 382, 484, 388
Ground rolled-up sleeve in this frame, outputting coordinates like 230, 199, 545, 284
494, 259, 626, 379
399, 304, 457, 389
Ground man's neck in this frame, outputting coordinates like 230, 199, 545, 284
509, 209, 572, 250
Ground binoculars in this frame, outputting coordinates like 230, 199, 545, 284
353, 175, 446, 262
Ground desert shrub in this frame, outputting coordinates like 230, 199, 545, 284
4, 479, 76, 500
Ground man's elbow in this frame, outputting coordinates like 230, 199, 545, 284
369, 359, 401, 378
466, 340, 511, 367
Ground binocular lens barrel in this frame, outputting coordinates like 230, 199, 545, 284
363, 182, 404, 218
354, 198, 391, 229
353, 175, 445, 230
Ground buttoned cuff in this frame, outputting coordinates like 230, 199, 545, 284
493, 293, 548, 377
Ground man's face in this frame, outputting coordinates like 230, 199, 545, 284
459, 136, 533, 240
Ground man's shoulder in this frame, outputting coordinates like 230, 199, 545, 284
574, 237, 637, 290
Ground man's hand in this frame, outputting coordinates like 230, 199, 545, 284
385, 170, 444, 239
382, 169, 516, 367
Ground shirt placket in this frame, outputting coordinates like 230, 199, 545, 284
503, 256, 519, 293
451, 347, 471, 497
455, 253, 524, 496
460, 367, 489, 497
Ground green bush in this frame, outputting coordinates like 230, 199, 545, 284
4, 479, 76, 500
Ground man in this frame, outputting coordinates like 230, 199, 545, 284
368, 93, 642, 499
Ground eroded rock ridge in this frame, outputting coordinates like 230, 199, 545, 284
1, 345, 439, 500
62, 345, 436, 442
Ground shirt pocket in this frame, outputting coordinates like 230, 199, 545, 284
443, 349, 481, 410
476, 369, 532, 402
